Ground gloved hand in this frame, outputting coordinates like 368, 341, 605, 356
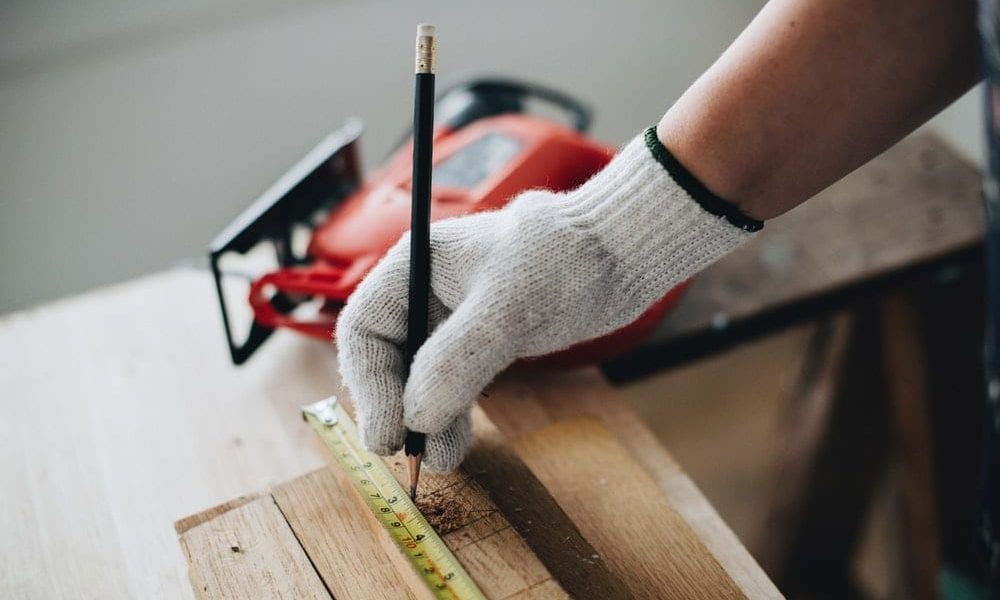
337, 128, 761, 471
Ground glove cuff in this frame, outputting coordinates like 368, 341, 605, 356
641, 127, 763, 233
555, 128, 762, 312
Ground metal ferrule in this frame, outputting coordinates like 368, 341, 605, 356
415, 34, 435, 74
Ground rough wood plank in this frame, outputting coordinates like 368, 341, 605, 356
271, 469, 425, 600
513, 416, 745, 600
0, 270, 332, 600
319, 393, 623, 598
481, 370, 782, 599
173, 365, 767, 599
308, 398, 564, 599
460, 410, 629, 599
175, 495, 260, 536
756, 315, 853, 576
771, 303, 893, 596
881, 292, 940, 599
178, 495, 330, 600
5, 269, 770, 599
179, 400, 766, 599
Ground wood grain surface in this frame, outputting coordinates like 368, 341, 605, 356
305, 395, 622, 598
880, 293, 940, 599
461, 411, 629, 599
178, 378, 775, 598
271, 469, 424, 600
179, 496, 330, 599
482, 371, 782, 599
373, 439, 573, 599
1, 272, 781, 599
513, 417, 744, 599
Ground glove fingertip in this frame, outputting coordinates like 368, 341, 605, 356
359, 419, 405, 457
421, 413, 472, 473
403, 320, 512, 434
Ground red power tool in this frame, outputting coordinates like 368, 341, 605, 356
209, 79, 689, 366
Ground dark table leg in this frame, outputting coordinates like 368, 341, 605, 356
771, 302, 894, 599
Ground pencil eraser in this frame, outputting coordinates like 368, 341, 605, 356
417, 23, 435, 37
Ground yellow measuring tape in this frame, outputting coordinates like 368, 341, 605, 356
302, 397, 486, 600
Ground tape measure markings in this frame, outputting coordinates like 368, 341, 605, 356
302, 397, 486, 600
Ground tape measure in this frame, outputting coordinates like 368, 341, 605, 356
302, 397, 486, 600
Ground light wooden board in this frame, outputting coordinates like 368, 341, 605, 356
182, 466, 576, 600
1, 269, 775, 599
514, 417, 742, 599
459, 411, 628, 599
277, 439, 576, 599
0, 271, 334, 599
271, 469, 422, 600
481, 371, 783, 599
303, 396, 623, 599
179, 495, 330, 599
179, 400, 763, 598
175, 495, 260, 536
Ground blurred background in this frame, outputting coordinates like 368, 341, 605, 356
0, 0, 985, 313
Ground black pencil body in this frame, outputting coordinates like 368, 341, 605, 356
404, 71, 435, 458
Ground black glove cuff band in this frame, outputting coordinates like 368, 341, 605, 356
643, 127, 764, 233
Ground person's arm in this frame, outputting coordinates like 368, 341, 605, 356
337, 0, 980, 472
659, 0, 978, 220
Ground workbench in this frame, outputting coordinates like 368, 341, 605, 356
1, 133, 982, 598
0, 269, 777, 597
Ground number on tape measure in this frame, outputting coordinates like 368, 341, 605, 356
302, 397, 486, 600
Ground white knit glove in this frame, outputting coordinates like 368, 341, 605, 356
337, 128, 761, 471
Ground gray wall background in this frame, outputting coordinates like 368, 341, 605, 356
0, 0, 984, 314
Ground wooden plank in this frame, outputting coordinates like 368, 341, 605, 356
513, 416, 745, 600
175, 495, 260, 536
398, 462, 563, 599
315, 392, 623, 598
271, 469, 426, 600
0, 270, 332, 600
881, 292, 940, 599
608, 133, 984, 377
186, 406, 750, 599
755, 315, 853, 576
772, 302, 893, 596
433, 410, 626, 599
902, 260, 986, 585
3, 268, 771, 599
481, 370, 782, 599
178, 495, 331, 600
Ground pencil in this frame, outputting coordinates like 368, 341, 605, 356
404, 23, 436, 500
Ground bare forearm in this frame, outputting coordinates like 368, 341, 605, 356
657, 0, 977, 220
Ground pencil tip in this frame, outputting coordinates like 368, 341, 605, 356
406, 453, 423, 501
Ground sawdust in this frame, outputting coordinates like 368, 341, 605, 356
387, 459, 494, 535
417, 494, 466, 535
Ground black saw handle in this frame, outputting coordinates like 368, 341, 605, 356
208, 120, 363, 365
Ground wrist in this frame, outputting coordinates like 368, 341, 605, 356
554, 130, 759, 312
655, 119, 772, 221
643, 127, 762, 233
